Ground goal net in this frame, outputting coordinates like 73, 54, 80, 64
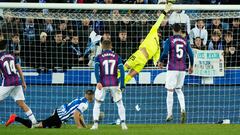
0, 3, 239, 124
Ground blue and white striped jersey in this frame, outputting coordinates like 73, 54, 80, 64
57, 97, 88, 121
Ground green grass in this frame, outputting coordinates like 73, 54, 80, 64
0, 124, 239, 135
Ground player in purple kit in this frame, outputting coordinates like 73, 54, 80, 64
158, 23, 194, 124
91, 40, 127, 130
0, 40, 37, 127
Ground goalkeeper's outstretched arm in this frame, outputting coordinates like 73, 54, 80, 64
151, 2, 173, 32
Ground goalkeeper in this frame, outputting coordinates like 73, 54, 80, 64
123, 1, 173, 83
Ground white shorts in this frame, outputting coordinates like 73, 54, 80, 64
95, 86, 122, 102
165, 71, 186, 90
0, 86, 25, 101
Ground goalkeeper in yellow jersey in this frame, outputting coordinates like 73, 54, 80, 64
123, 1, 173, 83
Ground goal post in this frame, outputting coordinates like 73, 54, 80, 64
0, 3, 239, 124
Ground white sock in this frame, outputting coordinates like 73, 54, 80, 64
175, 88, 186, 112
25, 109, 37, 124
93, 100, 101, 123
167, 91, 174, 117
116, 100, 126, 122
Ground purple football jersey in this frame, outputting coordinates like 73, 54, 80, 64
96, 50, 120, 87
167, 36, 188, 71
0, 51, 20, 86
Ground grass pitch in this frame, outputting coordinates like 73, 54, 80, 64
0, 124, 239, 135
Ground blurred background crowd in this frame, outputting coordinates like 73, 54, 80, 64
0, 0, 239, 72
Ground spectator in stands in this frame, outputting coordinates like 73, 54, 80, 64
1, 16, 22, 40
23, 17, 37, 66
168, 10, 191, 34
190, 19, 208, 47
23, 18, 36, 40
35, 32, 49, 73
223, 31, 239, 67
192, 37, 206, 50
80, 18, 92, 46
115, 28, 132, 61
207, 18, 229, 35
107, 10, 121, 39
208, 29, 223, 50
42, 19, 54, 35
57, 20, 70, 42
68, 32, 85, 68
8, 33, 21, 63
230, 18, 239, 44
51, 31, 68, 71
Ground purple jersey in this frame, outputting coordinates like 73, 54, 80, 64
160, 35, 194, 71
0, 51, 20, 86
95, 50, 123, 87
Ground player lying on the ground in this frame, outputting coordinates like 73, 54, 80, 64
91, 40, 127, 130
5, 90, 94, 128
158, 23, 194, 123
0, 40, 37, 125
123, 1, 174, 84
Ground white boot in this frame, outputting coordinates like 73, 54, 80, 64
121, 122, 128, 130
90, 123, 98, 130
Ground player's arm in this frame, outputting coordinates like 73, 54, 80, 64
187, 41, 194, 74
15, 61, 27, 91
118, 57, 125, 91
15, 44, 21, 55
74, 103, 88, 128
150, 2, 173, 33
94, 56, 102, 90
158, 38, 170, 68
73, 110, 86, 128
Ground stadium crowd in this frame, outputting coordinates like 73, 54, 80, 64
0, 0, 239, 72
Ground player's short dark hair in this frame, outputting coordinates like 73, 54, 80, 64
172, 23, 182, 33
0, 40, 7, 50
101, 40, 112, 50
197, 19, 204, 22
225, 31, 233, 37
55, 30, 63, 36
71, 31, 78, 37
11, 33, 19, 38
85, 90, 94, 95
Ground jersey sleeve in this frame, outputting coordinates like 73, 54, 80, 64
118, 56, 125, 89
186, 41, 194, 66
150, 13, 166, 34
76, 103, 88, 114
14, 56, 20, 65
94, 56, 100, 83
160, 38, 170, 62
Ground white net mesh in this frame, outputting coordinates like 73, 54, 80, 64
0, 6, 240, 124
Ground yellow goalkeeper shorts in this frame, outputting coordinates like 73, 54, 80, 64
125, 50, 148, 73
